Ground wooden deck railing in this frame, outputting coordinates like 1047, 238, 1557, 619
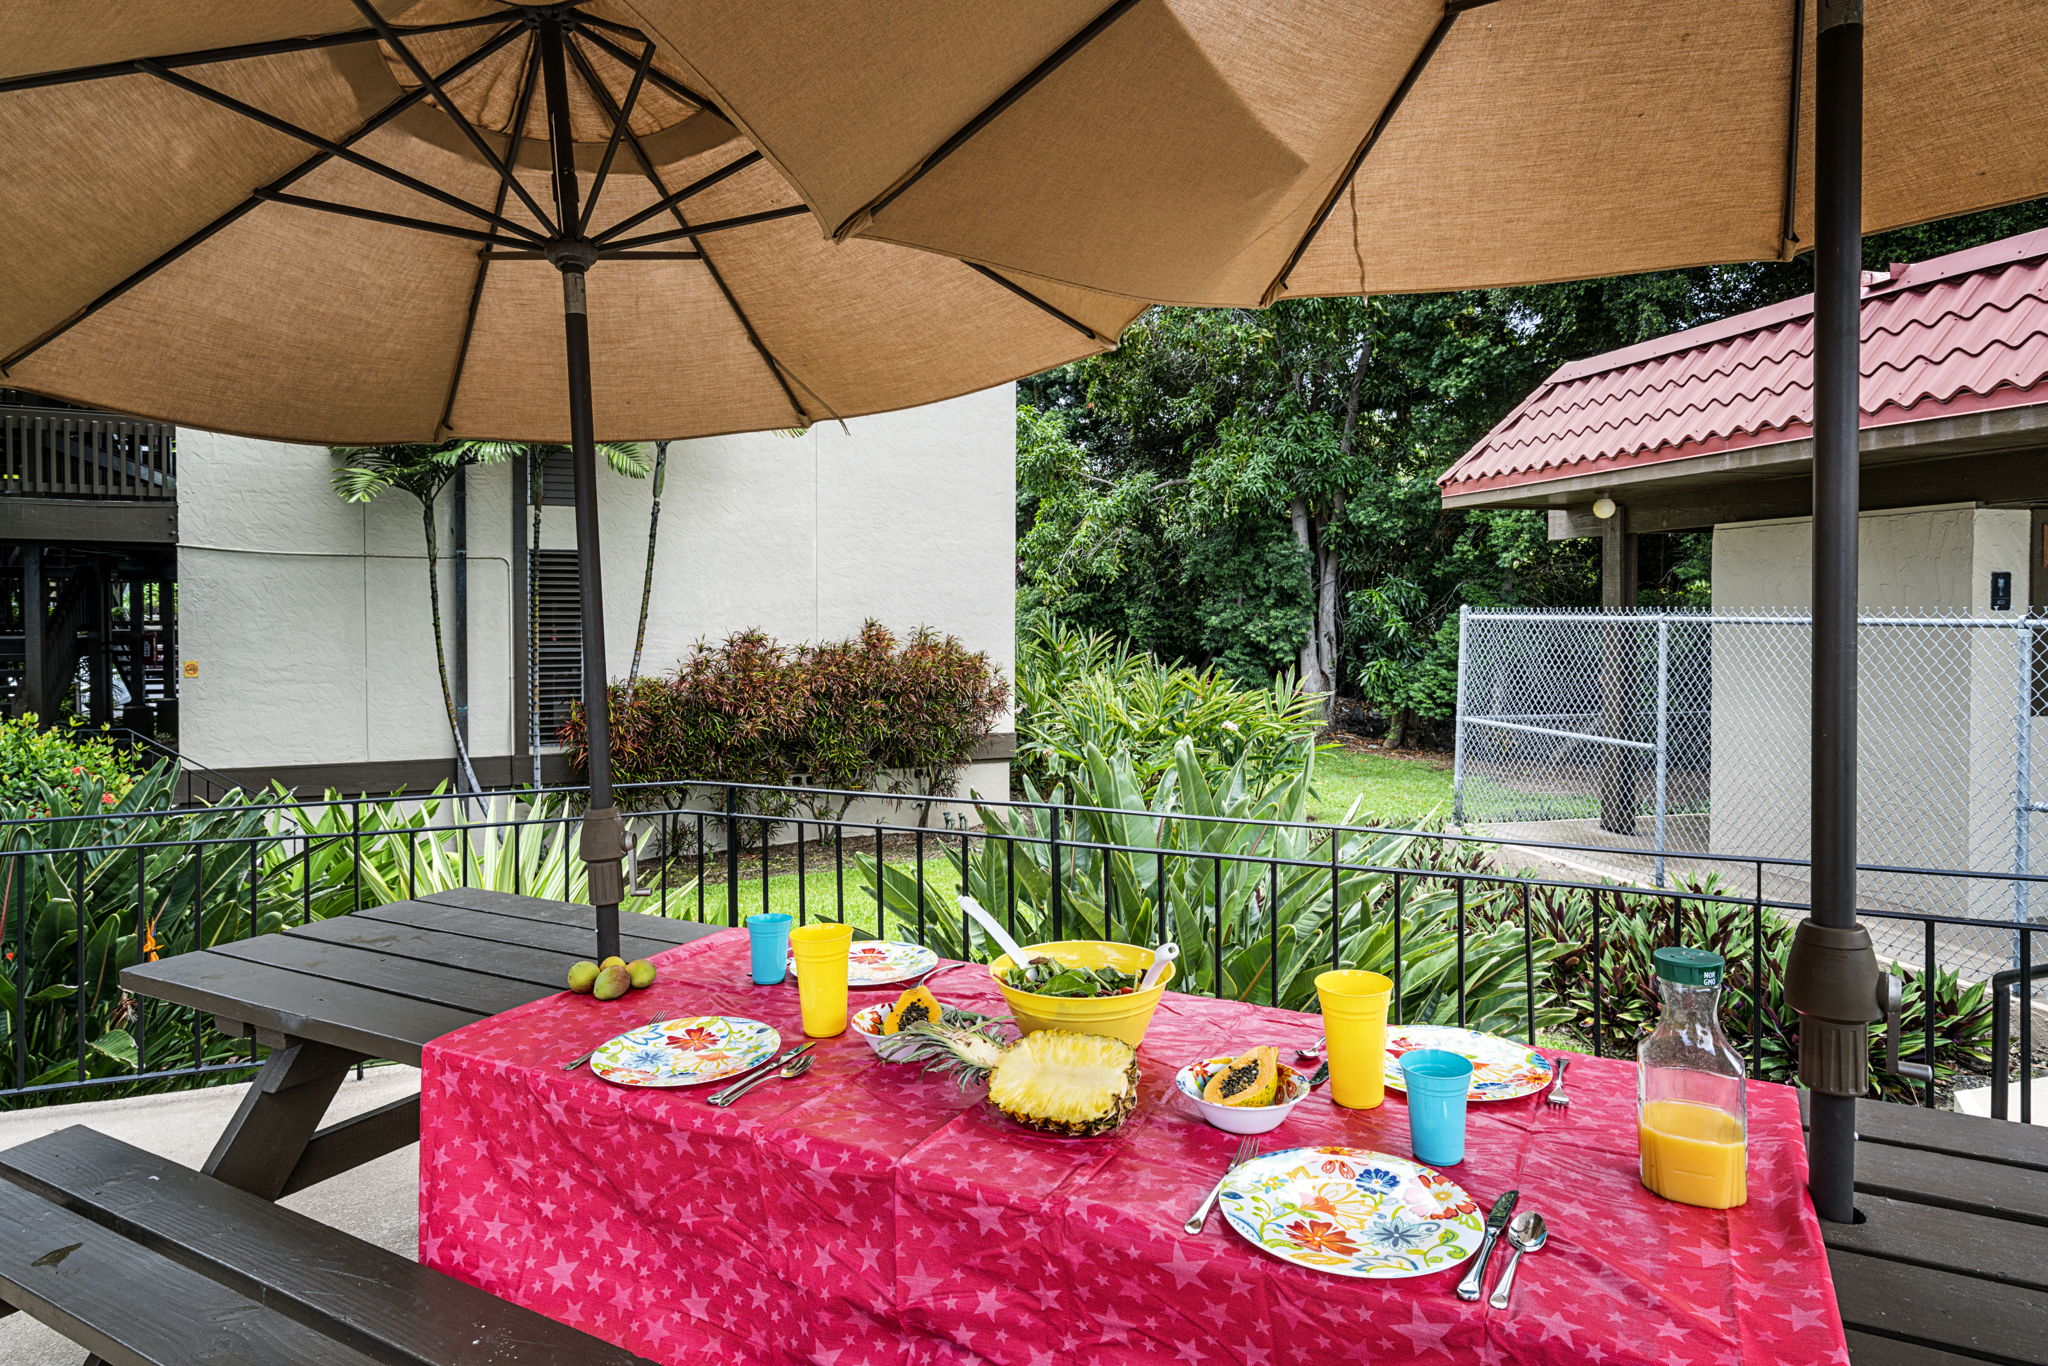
0, 402, 175, 500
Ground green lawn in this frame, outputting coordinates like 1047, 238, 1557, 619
697, 857, 962, 934
1308, 746, 1455, 827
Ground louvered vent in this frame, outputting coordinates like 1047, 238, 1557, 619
532, 549, 582, 737
538, 449, 577, 507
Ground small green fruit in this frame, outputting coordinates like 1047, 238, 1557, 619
566, 961, 600, 994
599, 955, 626, 971
626, 959, 657, 990
592, 964, 632, 1001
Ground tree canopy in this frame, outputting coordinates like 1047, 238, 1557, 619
1019, 200, 2048, 738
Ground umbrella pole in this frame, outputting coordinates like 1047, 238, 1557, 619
538, 13, 625, 961
1789, 0, 1877, 1224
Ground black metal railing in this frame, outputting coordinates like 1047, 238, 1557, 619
1, 778, 2041, 1119
0, 401, 175, 500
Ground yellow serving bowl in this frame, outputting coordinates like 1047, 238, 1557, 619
989, 939, 1176, 1047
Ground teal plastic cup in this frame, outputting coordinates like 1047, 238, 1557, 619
1401, 1048, 1475, 1167
746, 913, 793, 985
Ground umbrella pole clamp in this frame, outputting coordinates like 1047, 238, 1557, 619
579, 805, 629, 910
1785, 921, 1883, 1097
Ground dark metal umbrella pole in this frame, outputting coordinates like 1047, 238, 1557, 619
1786, 0, 1882, 1224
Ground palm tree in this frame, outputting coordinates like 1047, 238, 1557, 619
333, 440, 646, 793
626, 439, 670, 696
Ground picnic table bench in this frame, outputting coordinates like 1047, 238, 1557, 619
0, 889, 718, 1366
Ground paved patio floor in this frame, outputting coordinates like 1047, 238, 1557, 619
0, 1066, 420, 1366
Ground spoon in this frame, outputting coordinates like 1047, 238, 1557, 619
1486, 1211, 1548, 1310
708, 1052, 815, 1107
957, 894, 1033, 966
1136, 941, 1180, 991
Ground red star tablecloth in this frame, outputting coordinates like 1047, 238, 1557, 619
419, 930, 1849, 1366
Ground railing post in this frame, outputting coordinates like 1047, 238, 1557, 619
1048, 801, 1063, 941
1452, 605, 1470, 827
1653, 614, 1670, 888
2015, 617, 2033, 958
724, 784, 740, 927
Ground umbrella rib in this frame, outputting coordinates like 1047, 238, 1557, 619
439, 30, 546, 437
851, 0, 1144, 231
0, 22, 526, 375
573, 24, 717, 113
576, 37, 657, 236
1261, 3, 1469, 303
961, 263, 1105, 344
138, 60, 550, 247
564, 31, 819, 426
0, 13, 512, 95
254, 189, 539, 248
587, 152, 765, 245
345, 0, 560, 237
1779, 0, 1807, 255
601, 205, 808, 253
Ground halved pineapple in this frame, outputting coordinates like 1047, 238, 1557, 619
893, 1025, 1140, 1138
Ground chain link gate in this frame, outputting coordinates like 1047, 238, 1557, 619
1453, 607, 2048, 977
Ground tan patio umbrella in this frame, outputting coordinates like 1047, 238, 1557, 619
663, 0, 2048, 308
0, 5, 1142, 987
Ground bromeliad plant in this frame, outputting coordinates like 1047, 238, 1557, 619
860, 739, 1568, 1039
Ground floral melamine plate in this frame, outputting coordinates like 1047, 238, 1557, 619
788, 939, 938, 987
590, 1016, 779, 1088
1218, 1146, 1484, 1279
1384, 1025, 1554, 1101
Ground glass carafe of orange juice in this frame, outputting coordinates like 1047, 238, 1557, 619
1638, 946, 1747, 1209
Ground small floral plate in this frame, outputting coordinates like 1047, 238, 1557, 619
1384, 1025, 1553, 1101
1218, 1146, 1484, 1279
788, 939, 939, 987
589, 1016, 779, 1088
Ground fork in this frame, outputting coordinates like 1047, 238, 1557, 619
560, 1013, 666, 1072
1544, 1055, 1570, 1108
1183, 1135, 1258, 1234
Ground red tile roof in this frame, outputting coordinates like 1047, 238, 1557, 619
1439, 228, 2048, 498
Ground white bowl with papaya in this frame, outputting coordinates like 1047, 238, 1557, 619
1175, 1047, 1311, 1135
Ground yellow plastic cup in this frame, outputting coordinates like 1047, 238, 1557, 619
1317, 969, 1393, 1110
788, 923, 854, 1037
989, 940, 1175, 1047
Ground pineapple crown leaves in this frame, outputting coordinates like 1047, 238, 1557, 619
878, 1018, 1013, 1085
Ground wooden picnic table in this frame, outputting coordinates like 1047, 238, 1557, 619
118, 888, 720, 1202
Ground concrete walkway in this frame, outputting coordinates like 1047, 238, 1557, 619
0, 1067, 420, 1366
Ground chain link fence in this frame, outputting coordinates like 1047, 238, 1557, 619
1453, 606, 2048, 978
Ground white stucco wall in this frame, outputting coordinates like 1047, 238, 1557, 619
174, 384, 1016, 799
1707, 503, 2032, 910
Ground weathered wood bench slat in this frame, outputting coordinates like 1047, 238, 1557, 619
0, 1170, 378, 1366
1826, 1194, 2048, 1295
119, 950, 481, 1065
1800, 1094, 2048, 1174
351, 897, 683, 961
288, 910, 597, 986
210, 933, 552, 1017
0, 1127, 651, 1366
1830, 1247, 2048, 1365
424, 886, 723, 943
1847, 1139, 2048, 1228
1845, 1329, 1999, 1366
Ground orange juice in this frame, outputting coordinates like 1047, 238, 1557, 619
1639, 1099, 1747, 1209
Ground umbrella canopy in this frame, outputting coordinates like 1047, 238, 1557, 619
656, 0, 2048, 307
0, 3, 1142, 443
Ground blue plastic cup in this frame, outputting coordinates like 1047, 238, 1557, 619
1401, 1048, 1475, 1167
746, 913, 793, 985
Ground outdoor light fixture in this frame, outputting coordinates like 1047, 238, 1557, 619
1592, 497, 1617, 520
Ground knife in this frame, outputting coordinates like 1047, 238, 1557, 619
1456, 1190, 1520, 1301
705, 1042, 815, 1105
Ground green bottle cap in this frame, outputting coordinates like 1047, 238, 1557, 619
1654, 946, 1724, 987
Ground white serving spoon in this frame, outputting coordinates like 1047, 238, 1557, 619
957, 895, 1034, 966
1137, 941, 1181, 991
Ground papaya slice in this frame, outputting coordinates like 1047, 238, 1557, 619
1202, 1046, 1280, 1107
881, 984, 943, 1035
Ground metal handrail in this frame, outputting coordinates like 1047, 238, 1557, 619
1989, 956, 2048, 1123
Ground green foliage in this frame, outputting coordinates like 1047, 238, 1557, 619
1015, 613, 1323, 797
0, 715, 145, 814
567, 622, 1009, 821
859, 739, 1567, 1038
1017, 200, 2048, 711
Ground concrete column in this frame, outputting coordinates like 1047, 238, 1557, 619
1599, 507, 1639, 833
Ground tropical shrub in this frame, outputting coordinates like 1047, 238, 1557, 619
1494, 875, 1994, 1103
859, 739, 1568, 1038
0, 714, 145, 812
1014, 613, 1324, 798
566, 622, 1009, 823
